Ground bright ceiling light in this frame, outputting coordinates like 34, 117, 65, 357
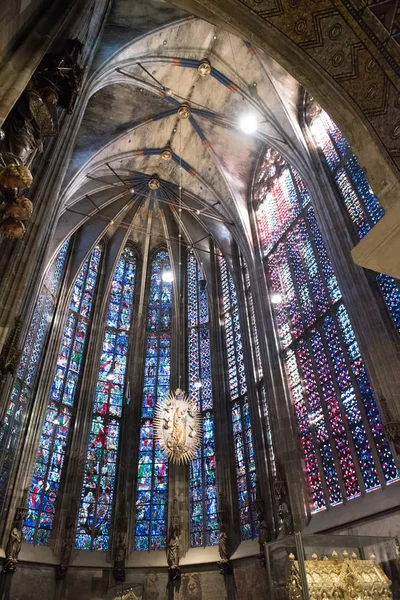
239, 113, 257, 134
270, 292, 282, 305
162, 270, 174, 283
193, 380, 202, 389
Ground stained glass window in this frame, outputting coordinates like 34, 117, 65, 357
218, 254, 258, 540
254, 148, 399, 513
134, 250, 171, 551
187, 253, 218, 547
76, 246, 137, 551
309, 107, 400, 335
240, 255, 277, 478
24, 245, 102, 545
0, 241, 69, 514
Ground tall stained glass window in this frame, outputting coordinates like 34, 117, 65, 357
241, 256, 276, 478
0, 241, 69, 512
76, 247, 137, 551
134, 250, 171, 551
24, 246, 102, 545
308, 107, 400, 335
218, 254, 258, 540
254, 148, 399, 513
187, 253, 218, 547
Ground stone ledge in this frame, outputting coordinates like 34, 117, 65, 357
351, 201, 400, 279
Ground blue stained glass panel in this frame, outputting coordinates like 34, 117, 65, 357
218, 253, 257, 539
24, 245, 101, 545
134, 250, 171, 552
187, 253, 217, 547
76, 247, 136, 551
310, 107, 400, 336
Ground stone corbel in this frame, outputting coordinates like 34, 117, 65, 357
351, 201, 400, 279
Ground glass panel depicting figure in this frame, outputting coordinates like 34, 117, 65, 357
24, 245, 101, 545
218, 254, 258, 540
76, 247, 137, 551
187, 253, 218, 547
134, 250, 172, 551
308, 106, 400, 335
254, 148, 399, 513
0, 241, 70, 513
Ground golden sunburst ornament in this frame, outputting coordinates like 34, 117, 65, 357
154, 389, 202, 464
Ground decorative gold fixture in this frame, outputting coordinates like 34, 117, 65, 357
198, 58, 211, 77
161, 146, 173, 161
288, 550, 392, 600
148, 177, 160, 190
154, 389, 201, 464
177, 103, 191, 119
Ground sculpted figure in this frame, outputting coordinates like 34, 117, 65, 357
5, 526, 22, 562
218, 528, 229, 562
0, 88, 57, 169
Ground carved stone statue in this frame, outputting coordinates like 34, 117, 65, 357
3, 500, 27, 574
5, 527, 22, 566
274, 474, 294, 538
167, 498, 181, 581
218, 528, 229, 562
113, 529, 127, 582
56, 514, 76, 580
0, 87, 57, 169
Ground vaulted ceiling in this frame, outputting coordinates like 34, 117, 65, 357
53, 0, 313, 280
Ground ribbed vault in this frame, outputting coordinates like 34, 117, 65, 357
50, 13, 310, 276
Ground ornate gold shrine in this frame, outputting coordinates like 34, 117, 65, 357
288, 551, 392, 600
154, 388, 201, 464
112, 588, 141, 600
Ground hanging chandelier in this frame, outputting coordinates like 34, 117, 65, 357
154, 389, 201, 464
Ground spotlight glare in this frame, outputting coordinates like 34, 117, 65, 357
270, 292, 282, 305
239, 113, 257, 134
162, 270, 174, 283
129, 188, 134, 193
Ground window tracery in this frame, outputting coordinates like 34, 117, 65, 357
254, 148, 399, 513
76, 246, 137, 551
134, 250, 171, 551
0, 241, 69, 513
308, 106, 400, 335
218, 254, 258, 540
187, 252, 218, 547
25, 245, 102, 545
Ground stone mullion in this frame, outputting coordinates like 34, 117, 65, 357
208, 241, 240, 551
248, 204, 309, 530
301, 118, 400, 434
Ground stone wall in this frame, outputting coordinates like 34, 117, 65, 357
0, 0, 50, 66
